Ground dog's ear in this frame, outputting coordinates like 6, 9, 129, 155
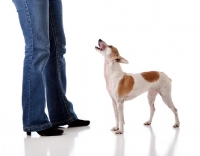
117, 56, 129, 64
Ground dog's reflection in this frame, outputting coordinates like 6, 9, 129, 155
114, 135, 125, 156
164, 128, 180, 156
24, 126, 90, 156
147, 126, 180, 156
148, 126, 157, 156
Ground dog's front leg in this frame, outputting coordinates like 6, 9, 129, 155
111, 99, 119, 131
115, 100, 124, 134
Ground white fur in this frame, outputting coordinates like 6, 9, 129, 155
95, 39, 180, 134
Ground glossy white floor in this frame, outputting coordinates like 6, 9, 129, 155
1, 0, 200, 156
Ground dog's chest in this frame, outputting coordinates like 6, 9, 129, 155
105, 75, 121, 97
104, 61, 124, 97
106, 81, 116, 98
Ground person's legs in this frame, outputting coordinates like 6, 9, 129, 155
13, 0, 52, 132
13, 0, 89, 132
45, 0, 78, 126
46, 0, 90, 127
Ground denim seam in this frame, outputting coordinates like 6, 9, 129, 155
24, 123, 51, 129
49, 9, 74, 122
62, 96, 74, 121
24, 123, 51, 132
23, 0, 34, 126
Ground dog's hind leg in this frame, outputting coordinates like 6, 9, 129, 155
159, 78, 180, 128
111, 98, 119, 131
161, 94, 180, 128
144, 90, 158, 126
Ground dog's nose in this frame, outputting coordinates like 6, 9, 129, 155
99, 39, 102, 42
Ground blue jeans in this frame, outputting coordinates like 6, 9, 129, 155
12, 0, 78, 132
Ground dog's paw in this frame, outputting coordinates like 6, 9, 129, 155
173, 123, 180, 128
144, 121, 151, 125
111, 127, 119, 131
115, 130, 123, 134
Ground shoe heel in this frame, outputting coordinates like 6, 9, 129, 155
27, 132, 31, 136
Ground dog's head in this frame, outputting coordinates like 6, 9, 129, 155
95, 39, 129, 64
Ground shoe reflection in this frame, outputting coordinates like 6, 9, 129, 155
24, 126, 90, 156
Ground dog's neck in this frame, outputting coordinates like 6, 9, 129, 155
104, 59, 124, 80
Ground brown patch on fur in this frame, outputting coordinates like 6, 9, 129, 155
118, 74, 134, 98
141, 71, 160, 82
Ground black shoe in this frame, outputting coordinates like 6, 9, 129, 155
68, 119, 90, 127
26, 128, 64, 136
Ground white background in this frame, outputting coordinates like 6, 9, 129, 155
0, 0, 200, 156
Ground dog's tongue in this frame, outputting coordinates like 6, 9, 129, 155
100, 44, 106, 50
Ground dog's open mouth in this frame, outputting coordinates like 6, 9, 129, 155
95, 40, 106, 51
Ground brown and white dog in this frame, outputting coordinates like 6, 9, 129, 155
95, 39, 180, 134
